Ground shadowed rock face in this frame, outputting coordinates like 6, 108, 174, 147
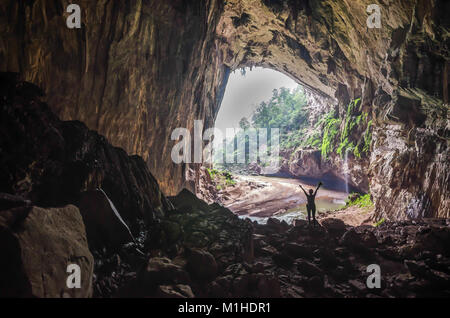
0, 204, 94, 298
79, 190, 136, 249
0, 0, 229, 195
0, 0, 448, 219
0, 73, 172, 235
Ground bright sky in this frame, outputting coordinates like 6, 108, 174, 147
214, 67, 299, 137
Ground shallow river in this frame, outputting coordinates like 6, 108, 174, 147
226, 175, 348, 224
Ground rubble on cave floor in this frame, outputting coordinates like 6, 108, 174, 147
99, 190, 450, 298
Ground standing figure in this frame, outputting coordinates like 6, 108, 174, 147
299, 182, 322, 227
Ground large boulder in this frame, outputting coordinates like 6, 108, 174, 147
155, 284, 195, 298
0, 205, 94, 297
296, 260, 323, 277
168, 189, 254, 266
320, 218, 347, 237
340, 227, 378, 251
284, 242, 313, 259
120, 257, 191, 297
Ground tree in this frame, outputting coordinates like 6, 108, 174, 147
251, 85, 309, 150
239, 117, 251, 130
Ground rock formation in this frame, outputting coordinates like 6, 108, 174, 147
0, 73, 449, 298
126, 189, 450, 298
79, 189, 136, 249
1, 0, 447, 220
0, 203, 94, 297
0, 72, 171, 235
0, 0, 229, 195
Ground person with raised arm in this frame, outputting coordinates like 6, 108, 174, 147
299, 181, 323, 227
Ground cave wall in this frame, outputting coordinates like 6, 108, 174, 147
0, 0, 229, 195
0, 73, 172, 235
1, 0, 448, 219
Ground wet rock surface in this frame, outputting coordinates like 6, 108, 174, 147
79, 190, 136, 249
370, 89, 449, 220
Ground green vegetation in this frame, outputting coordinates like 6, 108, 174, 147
362, 120, 373, 154
214, 86, 310, 169
322, 98, 372, 160
213, 87, 373, 170
206, 167, 218, 179
337, 98, 361, 157
345, 193, 374, 209
206, 168, 236, 188
321, 113, 340, 160
252, 86, 309, 150
374, 218, 386, 227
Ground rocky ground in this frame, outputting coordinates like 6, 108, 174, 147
109, 190, 450, 298
3, 188, 449, 298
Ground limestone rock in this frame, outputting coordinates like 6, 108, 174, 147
284, 242, 313, 259
156, 284, 195, 298
0, 205, 94, 298
320, 218, 347, 237
296, 260, 323, 277
0, 0, 448, 219
0, 73, 171, 236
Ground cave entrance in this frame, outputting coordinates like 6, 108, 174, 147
208, 67, 349, 224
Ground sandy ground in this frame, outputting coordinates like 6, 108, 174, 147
221, 175, 348, 217
219, 175, 374, 227
318, 205, 375, 227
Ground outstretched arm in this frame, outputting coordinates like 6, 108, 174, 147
314, 182, 323, 196
299, 185, 308, 196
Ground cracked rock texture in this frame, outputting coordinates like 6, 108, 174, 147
1, 0, 448, 219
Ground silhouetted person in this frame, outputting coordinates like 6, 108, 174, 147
299, 182, 322, 227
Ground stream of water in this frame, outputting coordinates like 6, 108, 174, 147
240, 198, 346, 224
343, 149, 349, 194
233, 175, 348, 225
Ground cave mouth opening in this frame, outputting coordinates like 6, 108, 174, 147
212, 66, 299, 174
208, 67, 352, 222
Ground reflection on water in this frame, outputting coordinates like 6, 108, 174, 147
239, 197, 346, 225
